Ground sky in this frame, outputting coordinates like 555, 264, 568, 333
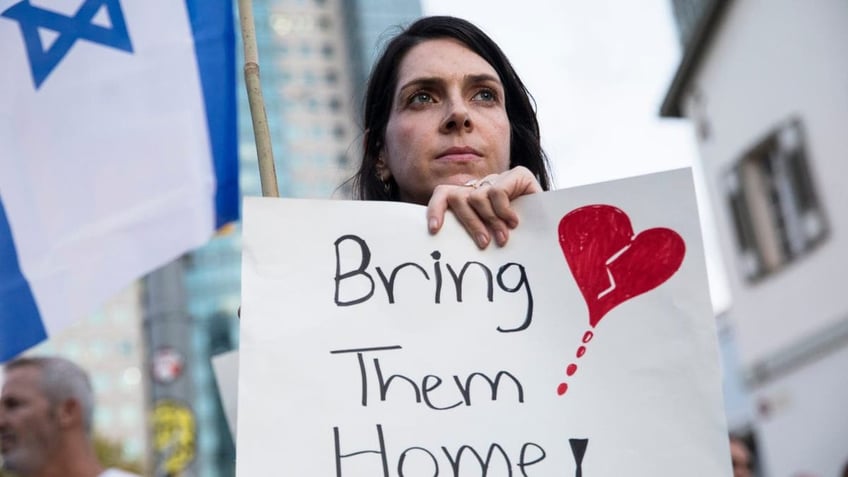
421, 0, 731, 312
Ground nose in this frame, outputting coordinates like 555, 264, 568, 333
439, 99, 472, 133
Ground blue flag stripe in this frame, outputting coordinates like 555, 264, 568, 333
186, 0, 239, 228
0, 194, 47, 362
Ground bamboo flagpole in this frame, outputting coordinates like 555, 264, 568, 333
237, 0, 280, 198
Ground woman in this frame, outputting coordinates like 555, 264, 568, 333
351, 16, 553, 249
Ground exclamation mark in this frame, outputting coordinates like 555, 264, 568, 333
569, 438, 588, 477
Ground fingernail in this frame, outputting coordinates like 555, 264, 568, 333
495, 231, 507, 246
476, 233, 489, 248
429, 218, 439, 233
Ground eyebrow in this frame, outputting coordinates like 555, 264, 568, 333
397, 73, 503, 94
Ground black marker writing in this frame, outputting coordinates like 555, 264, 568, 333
333, 424, 546, 477
333, 234, 534, 332
569, 438, 588, 477
330, 346, 524, 409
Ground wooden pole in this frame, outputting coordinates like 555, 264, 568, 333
237, 0, 279, 198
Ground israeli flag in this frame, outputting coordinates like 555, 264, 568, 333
0, 0, 238, 361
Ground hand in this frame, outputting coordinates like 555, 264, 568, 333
427, 166, 543, 249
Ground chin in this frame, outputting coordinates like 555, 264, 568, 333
1, 451, 38, 474
442, 173, 477, 186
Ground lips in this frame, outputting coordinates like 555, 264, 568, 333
436, 146, 482, 161
0, 433, 14, 452
0, 429, 15, 450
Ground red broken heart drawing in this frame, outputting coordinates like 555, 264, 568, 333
558, 204, 686, 328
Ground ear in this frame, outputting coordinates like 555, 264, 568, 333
55, 398, 82, 429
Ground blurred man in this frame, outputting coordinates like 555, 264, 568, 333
730, 434, 754, 477
0, 356, 139, 477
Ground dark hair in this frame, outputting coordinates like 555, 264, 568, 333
351, 16, 552, 201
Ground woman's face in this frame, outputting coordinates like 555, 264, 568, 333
380, 38, 511, 205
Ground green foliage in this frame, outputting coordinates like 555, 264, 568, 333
94, 434, 145, 474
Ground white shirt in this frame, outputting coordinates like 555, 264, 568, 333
99, 469, 141, 477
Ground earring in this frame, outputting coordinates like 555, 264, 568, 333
375, 152, 391, 196
376, 170, 390, 194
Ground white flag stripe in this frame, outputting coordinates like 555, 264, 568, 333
0, 0, 237, 360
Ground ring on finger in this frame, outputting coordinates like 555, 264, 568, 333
464, 179, 479, 188
477, 179, 494, 188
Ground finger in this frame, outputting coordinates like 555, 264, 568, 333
446, 190, 492, 249
426, 184, 452, 234
502, 166, 543, 198
467, 185, 511, 246
489, 167, 542, 229
476, 173, 518, 227
486, 185, 519, 230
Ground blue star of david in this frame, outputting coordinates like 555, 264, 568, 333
1, 0, 133, 89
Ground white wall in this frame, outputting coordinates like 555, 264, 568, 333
681, 0, 848, 367
752, 345, 848, 477
678, 1, 848, 475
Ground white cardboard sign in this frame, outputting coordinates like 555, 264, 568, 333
238, 168, 731, 476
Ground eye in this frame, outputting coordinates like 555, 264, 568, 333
472, 88, 497, 102
408, 91, 434, 105
2, 397, 19, 410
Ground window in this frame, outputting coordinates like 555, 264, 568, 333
328, 96, 341, 111
324, 69, 338, 85
317, 14, 331, 29
724, 118, 827, 282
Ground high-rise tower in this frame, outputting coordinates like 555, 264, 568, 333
144, 1, 421, 475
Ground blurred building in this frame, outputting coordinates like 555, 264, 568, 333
663, 0, 848, 475
144, 1, 421, 476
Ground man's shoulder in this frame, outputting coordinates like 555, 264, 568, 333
99, 468, 142, 477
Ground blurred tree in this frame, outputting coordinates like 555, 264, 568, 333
94, 434, 145, 474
